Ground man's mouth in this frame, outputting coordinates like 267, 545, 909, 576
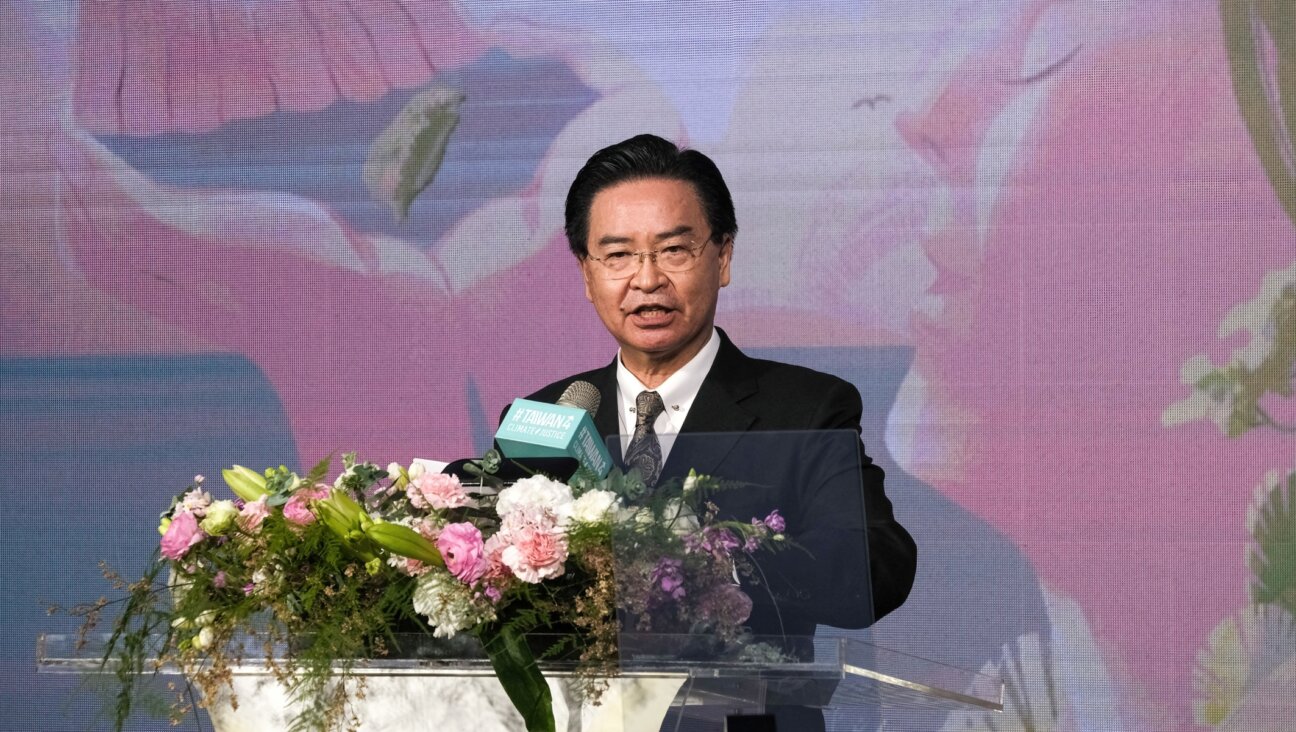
628, 305, 674, 324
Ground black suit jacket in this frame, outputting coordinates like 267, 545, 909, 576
525, 329, 917, 637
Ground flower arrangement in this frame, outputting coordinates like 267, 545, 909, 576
76, 452, 788, 732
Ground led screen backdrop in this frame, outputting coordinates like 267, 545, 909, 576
2, 1, 1294, 730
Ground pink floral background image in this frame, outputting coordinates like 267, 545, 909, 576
3, 2, 1294, 730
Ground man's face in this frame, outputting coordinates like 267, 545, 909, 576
580, 177, 732, 374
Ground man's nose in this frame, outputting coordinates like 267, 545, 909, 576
628, 253, 667, 290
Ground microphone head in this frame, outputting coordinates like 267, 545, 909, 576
556, 380, 601, 416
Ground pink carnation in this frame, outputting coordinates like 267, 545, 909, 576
407, 473, 470, 511
475, 535, 512, 603
160, 511, 205, 560
498, 513, 568, 584
283, 485, 329, 525
481, 534, 509, 578
436, 522, 490, 584
238, 496, 271, 532
179, 488, 213, 517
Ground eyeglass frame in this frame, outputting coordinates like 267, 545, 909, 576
583, 235, 723, 279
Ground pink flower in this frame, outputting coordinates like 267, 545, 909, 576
179, 488, 213, 517
436, 522, 490, 584
282, 485, 329, 526
498, 514, 568, 584
389, 555, 434, 577
407, 472, 470, 511
160, 511, 205, 560
238, 496, 271, 532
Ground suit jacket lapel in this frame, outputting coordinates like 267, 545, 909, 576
662, 330, 758, 478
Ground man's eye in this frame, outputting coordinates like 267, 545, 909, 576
659, 245, 688, 256
604, 251, 633, 261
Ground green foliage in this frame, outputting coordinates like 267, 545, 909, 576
97, 504, 426, 731
363, 87, 464, 221
480, 622, 555, 732
1222, 0, 1296, 226
1186, 286, 1296, 437
97, 555, 176, 731
1249, 470, 1296, 615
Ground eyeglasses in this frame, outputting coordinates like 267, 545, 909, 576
585, 238, 715, 279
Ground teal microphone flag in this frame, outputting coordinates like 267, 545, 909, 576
495, 398, 614, 478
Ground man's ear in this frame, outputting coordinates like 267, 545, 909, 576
579, 256, 594, 302
717, 237, 734, 288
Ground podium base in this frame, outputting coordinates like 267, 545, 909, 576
205, 670, 686, 732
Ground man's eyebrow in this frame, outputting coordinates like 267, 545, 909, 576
594, 226, 695, 248
653, 225, 694, 242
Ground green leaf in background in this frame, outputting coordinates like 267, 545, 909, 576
1249, 469, 1296, 615
304, 453, 334, 486
1221, 0, 1296, 225
480, 623, 555, 732
363, 87, 464, 221
1192, 603, 1296, 727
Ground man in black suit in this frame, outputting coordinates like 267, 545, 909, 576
526, 134, 916, 730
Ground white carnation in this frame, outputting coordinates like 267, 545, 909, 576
412, 569, 494, 638
614, 505, 654, 526
571, 490, 620, 524
496, 475, 575, 523
663, 498, 700, 535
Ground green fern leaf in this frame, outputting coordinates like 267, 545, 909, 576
1248, 469, 1296, 615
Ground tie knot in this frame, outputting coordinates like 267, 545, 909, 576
634, 391, 665, 428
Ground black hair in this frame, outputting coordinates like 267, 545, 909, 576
563, 133, 737, 258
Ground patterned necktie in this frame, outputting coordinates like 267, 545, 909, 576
624, 390, 666, 489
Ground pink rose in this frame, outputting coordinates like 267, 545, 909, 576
499, 514, 568, 584
282, 485, 329, 525
160, 511, 205, 560
436, 522, 490, 584
407, 473, 470, 511
238, 496, 271, 532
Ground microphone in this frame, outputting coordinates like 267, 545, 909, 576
495, 381, 613, 478
556, 381, 600, 416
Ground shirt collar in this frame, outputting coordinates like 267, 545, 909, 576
615, 327, 720, 436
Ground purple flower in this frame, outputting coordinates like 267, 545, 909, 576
698, 583, 753, 626
651, 558, 686, 601
700, 527, 740, 557
213, 571, 228, 589
242, 583, 255, 596
763, 510, 785, 534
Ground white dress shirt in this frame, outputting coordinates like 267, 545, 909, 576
614, 328, 720, 464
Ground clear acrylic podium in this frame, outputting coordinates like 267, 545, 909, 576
37, 631, 1001, 731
